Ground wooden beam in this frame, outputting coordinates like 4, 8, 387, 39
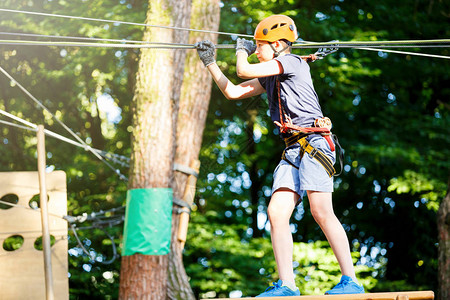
204, 290, 434, 300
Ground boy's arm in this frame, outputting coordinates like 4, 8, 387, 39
235, 38, 283, 79
195, 40, 265, 100
206, 63, 265, 100
236, 52, 282, 79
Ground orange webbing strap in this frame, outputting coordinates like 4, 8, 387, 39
275, 78, 335, 151
300, 54, 319, 62
282, 123, 335, 152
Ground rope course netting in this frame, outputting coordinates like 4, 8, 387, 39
0, 7, 448, 266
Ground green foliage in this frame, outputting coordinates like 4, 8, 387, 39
185, 211, 376, 298
2, 234, 24, 251
0, 0, 448, 298
0, 0, 141, 298
293, 241, 376, 294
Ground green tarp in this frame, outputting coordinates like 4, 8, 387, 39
122, 188, 173, 256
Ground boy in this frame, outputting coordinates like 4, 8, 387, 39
195, 15, 365, 297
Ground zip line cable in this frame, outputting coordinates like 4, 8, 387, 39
0, 39, 196, 49
4, 31, 448, 50
0, 114, 130, 168
355, 47, 450, 60
0, 38, 449, 49
0, 66, 129, 180
1, 8, 449, 49
0, 31, 192, 46
0, 199, 64, 219
0, 108, 130, 166
0, 109, 130, 167
293, 39, 450, 48
0, 197, 125, 226
0, 107, 37, 128
0, 8, 253, 38
1, 38, 448, 59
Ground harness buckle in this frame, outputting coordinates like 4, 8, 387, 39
309, 147, 318, 158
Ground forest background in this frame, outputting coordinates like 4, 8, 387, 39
0, 0, 449, 299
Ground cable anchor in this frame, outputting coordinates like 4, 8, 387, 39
313, 40, 339, 60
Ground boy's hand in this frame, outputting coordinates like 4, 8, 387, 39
194, 40, 216, 67
236, 38, 256, 56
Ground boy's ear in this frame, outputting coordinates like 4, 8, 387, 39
274, 40, 282, 49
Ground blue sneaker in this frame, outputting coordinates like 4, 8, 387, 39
325, 275, 365, 295
256, 280, 300, 297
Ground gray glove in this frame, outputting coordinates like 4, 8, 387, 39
236, 38, 256, 56
194, 40, 216, 67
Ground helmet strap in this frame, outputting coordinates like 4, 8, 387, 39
269, 42, 291, 58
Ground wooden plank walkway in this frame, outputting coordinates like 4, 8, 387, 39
204, 290, 434, 300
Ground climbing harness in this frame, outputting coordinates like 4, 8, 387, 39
275, 75, 343, 177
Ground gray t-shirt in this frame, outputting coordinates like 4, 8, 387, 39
258, 54, 323, 129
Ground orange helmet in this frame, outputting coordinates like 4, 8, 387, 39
254, 15, 298, 43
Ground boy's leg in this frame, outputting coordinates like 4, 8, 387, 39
306, 190, 356, 280
267, 188, 299, 284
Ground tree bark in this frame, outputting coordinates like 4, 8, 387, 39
167, 1, 221, 299
119, 0, 191, 298
437, 176, 450, 300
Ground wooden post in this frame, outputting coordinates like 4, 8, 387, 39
37, 125, 54, 300
177, 159, 201, 249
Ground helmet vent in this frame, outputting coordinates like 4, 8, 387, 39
271, 24, 279, 30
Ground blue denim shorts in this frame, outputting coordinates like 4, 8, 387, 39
272, 136, 336, 198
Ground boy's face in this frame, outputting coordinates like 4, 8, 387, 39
255, 40, 275, 62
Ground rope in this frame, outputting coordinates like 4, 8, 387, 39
0, 31, 187, 45
0, 193, 125, 226
0, 119, 34, 131
293, 39, 450, 48
66, 206, 124, 264
64, 205, 125, 224
0, 39, 235, 49
0, 109, 130, 167
1, 38, 449, 49
0, 8, 253, 38
356, 47, 450, 60
3, 32, 448, 50
2, 9, 449, 48
0, 66, 128, 181
1, 39, 448, 60
0, 199, 64, 219
69, 223, 120, 265
0, 108, 36, 128
0, 39, 195, 49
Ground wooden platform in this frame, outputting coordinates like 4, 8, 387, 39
205, 290, 434, 300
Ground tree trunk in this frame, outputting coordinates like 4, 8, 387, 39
119, 0, 191, 298
437, 176, 450, 300
167, 1, 221, 299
